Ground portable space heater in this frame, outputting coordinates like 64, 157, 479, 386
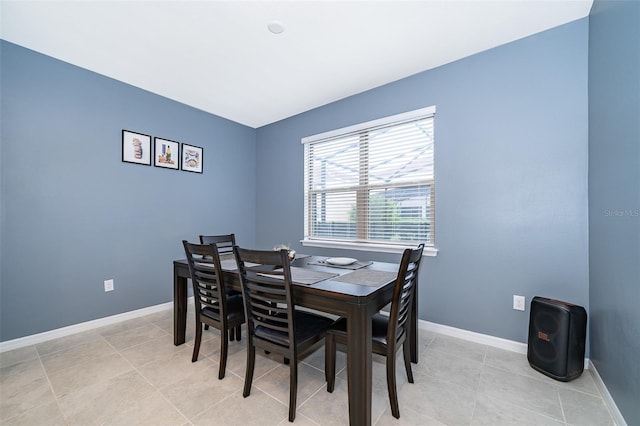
527, 296, 587, 382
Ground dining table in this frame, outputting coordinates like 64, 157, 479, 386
173, 253, 419, 426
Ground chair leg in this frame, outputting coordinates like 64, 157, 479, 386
243, 344, 256, 398
289, 361, 297, 422
387, 348, 400, 419
192, 321, 202, 362
204, 324, 209, 330
229, 327, 235, 341
218, 328, 229, 379
403, 339, 414, 383
236, 325, 242, 341
325, 333, 336, 392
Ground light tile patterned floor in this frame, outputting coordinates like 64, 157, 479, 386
0, 307, 615, 425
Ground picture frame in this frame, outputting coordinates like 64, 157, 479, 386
154, 137, 180, 170
181, 143, 203, 173
122, 130, 151, 165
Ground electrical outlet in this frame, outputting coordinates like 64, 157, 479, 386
104, 279, 114, 292
513, 295, 525, 311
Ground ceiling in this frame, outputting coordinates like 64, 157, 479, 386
1, 1, 593, 128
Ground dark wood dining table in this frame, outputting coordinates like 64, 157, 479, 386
173, 254, 419, 426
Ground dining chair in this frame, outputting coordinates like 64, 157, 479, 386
325, 243, 425, 419
199, 233, 236, 256
182, 240, 246, 379
234, 246, 334, 422
199, 233, 242, 340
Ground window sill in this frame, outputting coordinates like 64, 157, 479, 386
300, 239, 438, 257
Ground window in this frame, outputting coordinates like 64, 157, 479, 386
302, 106, 435, 254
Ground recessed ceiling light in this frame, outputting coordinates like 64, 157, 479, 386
267, 20, 285, 34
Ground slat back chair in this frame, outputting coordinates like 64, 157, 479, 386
182, 240, 245, 379
325, 243, 425, 419
199, 233, 236, 257
199, 233, 242, 339
234, 246, 333, 422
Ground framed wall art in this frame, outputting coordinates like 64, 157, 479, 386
181, 143, 203, 173
154, 137, 180, 170
122, 130, 151, 165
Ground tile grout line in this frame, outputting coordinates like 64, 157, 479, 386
467, 346, 489, 426
35, 349, 70, 426
104, 328, 196, 425
556, 386, 569, 425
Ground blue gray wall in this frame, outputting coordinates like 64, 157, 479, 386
0, 41, 257, 341
588, 0, 640, 424
4, 8, 637, 420
256, 19, 590, 344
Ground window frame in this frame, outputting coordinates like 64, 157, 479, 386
301, 106, 438, 257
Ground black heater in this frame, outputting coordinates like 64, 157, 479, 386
527, 296, 587, 382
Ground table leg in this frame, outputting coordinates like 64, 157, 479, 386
347, 304, 373, 425
174, 265, 187, 346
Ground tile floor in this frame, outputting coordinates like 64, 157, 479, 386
1, 306, 615, 425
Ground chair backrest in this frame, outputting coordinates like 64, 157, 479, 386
234, 247, 296, 353
387, 243, 425, 346
183, 240, 230, 320
199, 233, 236, 257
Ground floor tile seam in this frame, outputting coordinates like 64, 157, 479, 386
521, 371, 605, 401
99, 335, 140, 372
191, 388, 250, 423
555, 381, 605, 399
38, 337, 129, 390
295, 411, 323, 426
37, 347, 70, 426
372, 404, 387, 425
33, 332, 107, 359
409, 360, 480, 395
240, 384, 289, 415
0, 355, 55, 424
251, 360, 283, 382
432, 333, 490, 351
300, 358, 326, 376
251, 371, 325, 411
556, 386, 570, 425
424, 344, 487, 367
296, 378, 331, 413
110, 332, 182, 367
480, 390, 569, 425
152, 381, 195, 425
129, 345, 193, 371
467, 357, 486, 426
113, 347, 193, 425
101, 322, 171, 351
481, 361, 566, 390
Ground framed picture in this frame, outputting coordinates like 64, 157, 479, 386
154, 137, 180, 170
181, 143, 203, 173
122, 130, 151, 165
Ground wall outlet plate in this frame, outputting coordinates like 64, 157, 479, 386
513, 295, 525, 311
104, 279, 114, 292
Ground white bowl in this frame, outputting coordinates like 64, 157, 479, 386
325, 257, 357, 266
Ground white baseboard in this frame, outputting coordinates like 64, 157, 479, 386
588, 360, 628, 426
0, 302, 623, 426
418, 319, 528, 354
0, 299, 192, 353
418, 319, 595, 370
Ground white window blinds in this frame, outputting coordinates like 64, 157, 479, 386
303, 106, 435, 247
